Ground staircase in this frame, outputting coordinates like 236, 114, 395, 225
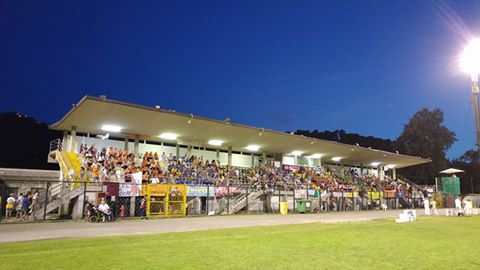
221, 189, 264, 214
34, 185, 85, 219
397, 174, 422, 190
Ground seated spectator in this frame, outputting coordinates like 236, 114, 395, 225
97, 199, 113, 222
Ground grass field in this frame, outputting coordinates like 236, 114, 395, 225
1, 216, 480, 270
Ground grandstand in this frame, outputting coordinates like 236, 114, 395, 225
2, 95, 432, 221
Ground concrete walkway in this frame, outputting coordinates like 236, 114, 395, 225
0, 210, 411, 243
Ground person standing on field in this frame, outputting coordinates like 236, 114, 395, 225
430, 199, 438, 215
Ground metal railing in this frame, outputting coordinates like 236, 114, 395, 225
1, 179, 440, 223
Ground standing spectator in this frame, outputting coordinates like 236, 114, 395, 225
455, 196, 464, 216
429, 199, 439, 215
16, 193, 24, 219
5, 194, 16, 219
140, 197, 147, 219
21, 193, 30, 220
422, 189, 430, 215
30, 190, 39, 215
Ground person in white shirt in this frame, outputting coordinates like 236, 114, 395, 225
98, 199, 113, 222
455, 197, 464, 216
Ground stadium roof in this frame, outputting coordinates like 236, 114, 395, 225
51, 96, 431, 169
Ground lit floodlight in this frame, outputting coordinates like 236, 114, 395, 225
208, 139, 223, 146
101, 124, 122, 133
461, 39, 480, 79
291, 151, 303, 156
159, 133, 178, 140
331, 156, 342, 162
386, 164, 396, 169
246, 145, 260, 151
309, 153, 323, 159
370, 162, 380, 167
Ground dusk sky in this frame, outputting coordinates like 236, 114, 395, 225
2, 1, 480, 158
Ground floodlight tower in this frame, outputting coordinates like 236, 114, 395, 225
461, 39, 480, 157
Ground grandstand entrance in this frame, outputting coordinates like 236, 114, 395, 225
146, 184, 187, 217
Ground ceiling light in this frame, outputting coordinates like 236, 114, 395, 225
159, 133, 178, 140
101, 124, 122, 133
309, 153, 323, 159
291, 151, 303, 156
246, 145, 260, 151
208, 139, 223, 146
331, 156, 342, 162
371, 162, 380, 167
386, 164, 396, 169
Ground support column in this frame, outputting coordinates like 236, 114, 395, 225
216, 149, 220, 160
134, 136, 139, 157
124, 138, 129, 151
378, 166, 385, 180
130, 196, 136, 217
176, 143, 180, 158
392, 168, 397, 180
228, 146, 232, 166
69, 126, 77, 153
187, 145, 192, 156
62, 130, 68, 151
251, 153, 255, 167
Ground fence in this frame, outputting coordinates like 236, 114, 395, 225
0, 179, 447, 223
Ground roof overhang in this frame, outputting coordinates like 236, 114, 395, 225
51, 96, 431, 169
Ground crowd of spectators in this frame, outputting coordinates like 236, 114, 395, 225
77, 144, 410, 195
4, 191, 39, 221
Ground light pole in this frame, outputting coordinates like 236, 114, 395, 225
461, 39, 480, 158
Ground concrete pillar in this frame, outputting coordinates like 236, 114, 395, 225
262, 152, 267, 163
251, 153, 255, 167
134, 136, 139, 157
130, 196, 136, 217
187, 145, 192, 156
72, 195, 84, 219
176, 143, 180, 158
69, 126, 77, 153
228, 146, 232, 166
61, 130, 68, 151
216, 149, 220, 160
378, 166, 385, 180
124, 138, 129, 151
392, 168, 397, 180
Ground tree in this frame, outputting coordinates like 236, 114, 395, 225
395, 108, 456, 184
0, 112, 61, 170
293, 129, 395, 152
450, 149, 480, 194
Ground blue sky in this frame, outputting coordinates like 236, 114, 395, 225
1, 0, 480, 158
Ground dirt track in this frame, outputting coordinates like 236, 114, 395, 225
0, 210, 421, 243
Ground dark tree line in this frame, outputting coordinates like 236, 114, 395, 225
294, 108, 461, 189
0, 112, 60, 170
293, 129, 395, 153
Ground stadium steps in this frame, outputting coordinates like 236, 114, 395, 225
221, 189, 264, 214
34, 185, 85, 219
34, 183, 103, 220
397, 174, 422, 191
